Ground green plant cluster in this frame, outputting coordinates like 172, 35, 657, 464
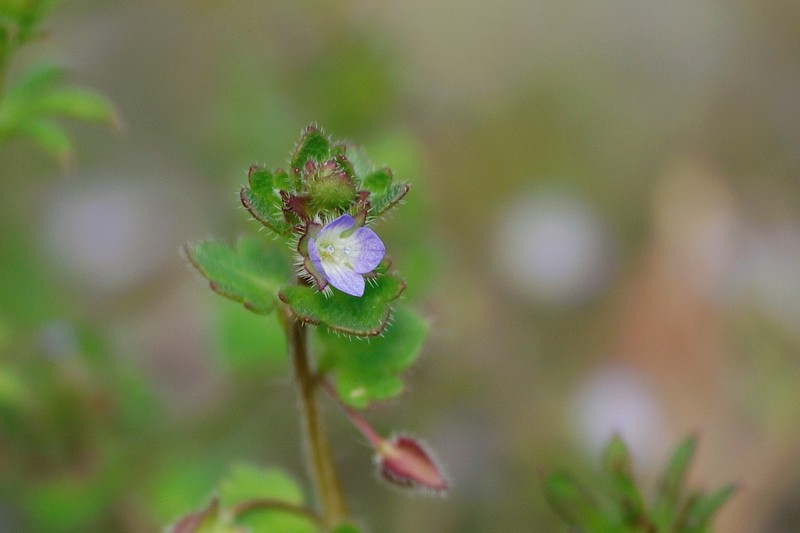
543, 435, 735, 533
0, 0, 115, 162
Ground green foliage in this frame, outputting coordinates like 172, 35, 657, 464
171, 464, 319, 533
0, 0, 56, 51
291, 126, 330, 173
219, 464, 317, 533
360, 168, 393, 194
279, 274, 405, 336
543, 471, 619, 532
317, 305, 428, 408
681, 485, 736, 533
369, 172, 408, 217
0, 321, 158, 533
602, 435, 646, 525
543, 435, 735, 533
652, 436, 697, 530
328, 525, 362, 533
240, 165, 293, 237
152, 457, 227, 526
239, 124, 409, 233
0, 3, 115, 162
184, 236, 292, 315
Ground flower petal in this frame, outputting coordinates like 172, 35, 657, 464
307, 236, 326, 281
322, 259, 366, 297
320, 213, 355, 238
346, 227, 385, 274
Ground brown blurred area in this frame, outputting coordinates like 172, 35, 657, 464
2, 0, 800, 531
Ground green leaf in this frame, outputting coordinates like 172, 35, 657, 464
360, 167, 393, 194
543, 471, 617, 532
184, 236, 291, 314
357, 166, 409, 217
1, 0, 56, 45
602, 435, 646, 526
317, 306, 428, 408
33, 87, 116, 123
6, 65, 63, 99
291, 125, 330, 174
329, 525, 361, 533
370, 181, 409, 217
240, 166, 293, 237
219, 464, 316, 533
652, 436, 698, 529
273, 168, 293, 190
25, 476, 110, 533
18, 117, 71, 159
279, 274, 405, 336
683, 484, 736, 532
150, 457, 225, 524
0, 65, 115, 162
0, 366, 28, 412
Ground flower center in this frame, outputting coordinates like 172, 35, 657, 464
319, 240, 350, 266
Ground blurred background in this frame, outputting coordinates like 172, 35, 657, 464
2, 0, 800, 531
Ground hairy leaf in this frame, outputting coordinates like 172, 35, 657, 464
240, 165, 293, 236
184, 237, 291, 314
291, 125, 330, 175
370, 181, 409, 217
279, 274, 405, 336
360, 167, 393, 195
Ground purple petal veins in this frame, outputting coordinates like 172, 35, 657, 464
321, 259, 365, 297
348, 227, 385, 274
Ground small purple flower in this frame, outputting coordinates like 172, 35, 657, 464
308, 214, 385, 297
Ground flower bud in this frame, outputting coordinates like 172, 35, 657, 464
377, 434, 448, 494
305, 158, 357, 211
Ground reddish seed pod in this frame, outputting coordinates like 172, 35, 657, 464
377, 434, 448, 495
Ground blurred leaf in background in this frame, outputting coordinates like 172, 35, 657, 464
544, 435, 735, 533
0, 1, 116, 163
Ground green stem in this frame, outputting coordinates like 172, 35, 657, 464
321, 380, 384, 449
231, 498, 324, 528
282, 307, 348, 528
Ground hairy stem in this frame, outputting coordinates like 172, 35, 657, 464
282, 307, 348, 528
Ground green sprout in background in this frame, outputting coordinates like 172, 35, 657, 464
543, 435, 736, 533
0, 0, 115, 164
